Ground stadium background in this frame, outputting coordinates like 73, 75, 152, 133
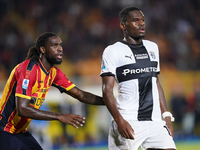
0, 0, 200, 149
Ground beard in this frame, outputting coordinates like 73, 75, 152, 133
130, 34, 145, 40
45, 53, 62, 65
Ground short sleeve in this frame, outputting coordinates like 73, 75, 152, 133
100, 46, 116, 77
52, 68, 75, 93
154, 43, 160, 73
15, 62, 37, 100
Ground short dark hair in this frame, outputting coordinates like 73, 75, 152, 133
25, 32, 57, 61
119, 6, 140, 23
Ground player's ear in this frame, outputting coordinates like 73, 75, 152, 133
120, 22, 126, 31
40, 46, 45, 54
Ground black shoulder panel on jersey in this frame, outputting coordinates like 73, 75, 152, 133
27, 60, 37, 71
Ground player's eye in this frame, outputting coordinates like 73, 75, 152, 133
53, 43, 58, 47
133, 18, 138, 22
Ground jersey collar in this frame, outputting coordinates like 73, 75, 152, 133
38, 58, 51, 75
120, 40, 143, 48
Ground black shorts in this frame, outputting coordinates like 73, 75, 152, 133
0, 130, 43, 150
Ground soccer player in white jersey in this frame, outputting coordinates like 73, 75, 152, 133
100, 6, 177, 150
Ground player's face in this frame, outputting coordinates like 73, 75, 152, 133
122, 10, 145, 40
44, 36, 63, 65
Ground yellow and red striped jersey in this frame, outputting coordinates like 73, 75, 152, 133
0, 59, 75, 133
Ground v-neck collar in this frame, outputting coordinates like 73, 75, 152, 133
38, 58, 51, 76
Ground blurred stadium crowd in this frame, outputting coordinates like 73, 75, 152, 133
0, 0, 200, 149
0, 0, 200, 77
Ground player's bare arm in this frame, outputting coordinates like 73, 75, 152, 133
66, 87, 105, 105
16, 97, 85, 129
102, 76, 135, 139
157, 77, 174, 137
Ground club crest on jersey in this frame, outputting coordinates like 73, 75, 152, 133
22, 79, 29, 89
149, 51, 156, 59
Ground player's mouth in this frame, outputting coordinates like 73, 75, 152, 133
57, 53, 63, 59
139, 28, 145, 33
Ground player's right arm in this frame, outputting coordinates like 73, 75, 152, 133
15, 97, 85, 129
102, 76, 135, 139
157, 77, 174, 137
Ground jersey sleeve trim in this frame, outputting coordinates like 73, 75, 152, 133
66, 84, 76, 91
100, 72, 115, 77
15, 93, 31, 100
52, 83, 76, 93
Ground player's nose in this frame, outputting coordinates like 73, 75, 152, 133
58, 45, 63, 52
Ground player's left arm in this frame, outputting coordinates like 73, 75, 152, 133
65, 87, 105, 105
157, 76, 174, 138
53, 68, 104, 105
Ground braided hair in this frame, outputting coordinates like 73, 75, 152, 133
25, 32, 57, 61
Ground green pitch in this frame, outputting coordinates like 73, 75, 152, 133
175, 142, 200, 150
55, 141, 200, 150
57, 143, 200, 150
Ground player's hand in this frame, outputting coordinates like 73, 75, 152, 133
165, 117, 174, 138
117, 118, 135, 139
58, 114, 85, 129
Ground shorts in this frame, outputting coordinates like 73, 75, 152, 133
108, 120, 176, 150
0, 130, 43, 150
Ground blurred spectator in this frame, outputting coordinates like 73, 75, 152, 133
186, 82, 200, 127
1, 0, 200, 147
0, 0, 200, 76
170, 83, 187, 123
28, 104, 53, 150
170, 82, 188, 134
59, 99, 88, 148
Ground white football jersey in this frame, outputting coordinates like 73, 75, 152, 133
100, 40, 162, 121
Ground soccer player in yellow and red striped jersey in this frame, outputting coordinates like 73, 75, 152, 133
0, 32, 104, 150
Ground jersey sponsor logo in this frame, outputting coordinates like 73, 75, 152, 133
101, 60, 106, 70
30, 97, 45, 106
149, 51, 156, 59
122, 67, 157, 76
22, 79, 29, 89
116, 61, 158, 83
135, 53, 148, 60
38, 88, 48, 93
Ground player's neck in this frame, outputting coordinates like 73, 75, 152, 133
123, 37, 142, 45
39, 58, 53, 72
